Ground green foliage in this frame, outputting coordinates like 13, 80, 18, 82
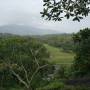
54, 65, 70, 79
71, 28, 90, 77
2, 85, 90, 90
0, 86, 24, 90
64, 85, 90, 90
41, 0, 90, 21
37, 81, 64, 90
36, 34, 74, 53
37, 81, 90, 90
44, 44, 74, 64
0, 36, 51, 88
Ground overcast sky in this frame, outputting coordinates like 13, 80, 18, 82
0, 0, 90, 33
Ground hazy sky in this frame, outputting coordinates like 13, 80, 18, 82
0, 0, 90, 33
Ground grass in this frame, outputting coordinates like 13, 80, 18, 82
44, 44, 74, 64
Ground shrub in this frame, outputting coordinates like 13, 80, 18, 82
72, 28, 90, 77
37, 81, 64, 90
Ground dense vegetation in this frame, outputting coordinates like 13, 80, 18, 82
0, 28, 90, 90
0, 36, 53, 90
71, 28, 90, 77
35, 34, 74, 53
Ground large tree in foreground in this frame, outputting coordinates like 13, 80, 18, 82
41, 0, 90, 21
72, 28, 90, 77
0, 37, 52, 90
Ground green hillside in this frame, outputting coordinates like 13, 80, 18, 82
34, 34, 74, 53
44, 44, 74, 64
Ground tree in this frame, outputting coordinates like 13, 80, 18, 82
0, 37, 53, 90
72, 28, 90, 77
41, 0, 90, 21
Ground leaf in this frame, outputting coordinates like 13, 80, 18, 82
65, 13, 70, 19
73, 17, 80, 22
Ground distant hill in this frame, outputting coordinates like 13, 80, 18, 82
0, 25, 62, 35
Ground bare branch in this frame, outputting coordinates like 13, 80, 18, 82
21, 63, 30, 85
29, 64, 48, 85
29, 67, 39, 85
29, 48, 40, 67
10, 66, 29, 89
35, 46, 44, 55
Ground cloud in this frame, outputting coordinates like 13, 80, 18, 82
0, 0, 90, 33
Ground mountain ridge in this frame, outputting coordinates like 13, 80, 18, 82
0, 25, 62, 35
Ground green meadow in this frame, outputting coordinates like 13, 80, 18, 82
44, 44, 74, 64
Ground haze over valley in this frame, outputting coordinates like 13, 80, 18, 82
0, 24, 63, 35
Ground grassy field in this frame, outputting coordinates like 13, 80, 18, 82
44, 44, 74, 64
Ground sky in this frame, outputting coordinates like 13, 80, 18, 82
0, 0, 90, 33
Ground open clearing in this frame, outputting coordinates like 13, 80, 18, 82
44, 44, 74, 64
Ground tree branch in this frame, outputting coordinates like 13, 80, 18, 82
10, 66, 29, 89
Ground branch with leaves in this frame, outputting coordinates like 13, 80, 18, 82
41, 0, 90, 21
6, 47, 48, 90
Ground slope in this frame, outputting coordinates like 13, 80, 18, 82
44, 44, 74, 64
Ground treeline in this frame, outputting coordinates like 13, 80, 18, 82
34, 34, 75, 53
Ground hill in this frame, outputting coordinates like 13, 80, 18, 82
0, 25, 61, 35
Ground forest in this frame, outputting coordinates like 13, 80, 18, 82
0, 0, 90, 90
0, 28, 90, 90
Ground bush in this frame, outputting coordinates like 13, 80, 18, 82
37, 81, 64, 90
64, 85, 90, 90
0, 36, 51, 88
72, 28, 90, 77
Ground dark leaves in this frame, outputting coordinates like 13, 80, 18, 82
41, 0, 90, 21
73, 16, 83, 22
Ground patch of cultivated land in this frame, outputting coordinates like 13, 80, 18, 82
44, 44, 74, 64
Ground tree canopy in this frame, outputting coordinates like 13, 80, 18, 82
0, 36, 53, 89
41, 0, 90, 21
72, 28, 90, 77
